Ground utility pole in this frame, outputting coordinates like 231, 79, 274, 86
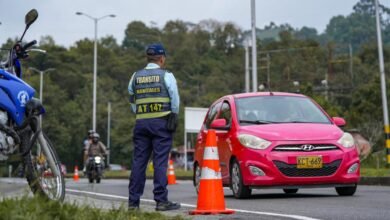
349, 44, 354, 86
259, 54, 271, 90
266, 53, 270, 90
251, 0, 257, 92
375, 0, 390, 165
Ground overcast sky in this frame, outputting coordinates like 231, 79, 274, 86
0, 0, 385, 48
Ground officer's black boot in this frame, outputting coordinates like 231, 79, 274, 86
155, 201, 181, 211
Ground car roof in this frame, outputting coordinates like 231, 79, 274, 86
223, 92, 307, 100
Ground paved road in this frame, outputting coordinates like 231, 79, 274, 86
2, 178, 390, 220
66, 179, 390, 220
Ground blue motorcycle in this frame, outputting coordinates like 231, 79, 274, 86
0, 9, 65, 201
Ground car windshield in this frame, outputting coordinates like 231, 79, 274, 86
236, 96, 331, 125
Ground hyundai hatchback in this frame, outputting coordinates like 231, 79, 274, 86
193, 92, 359, 198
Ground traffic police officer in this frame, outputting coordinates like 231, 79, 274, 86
128, 43, 180, 211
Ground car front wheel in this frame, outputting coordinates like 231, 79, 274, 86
230, 160, 251, 199
335, 185, 357, 196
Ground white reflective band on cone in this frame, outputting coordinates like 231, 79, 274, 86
201, 167, 222, 180
203, 147, 219, 160
169, 170, 175, 175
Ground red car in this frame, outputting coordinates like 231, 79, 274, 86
193, 92, 360, 198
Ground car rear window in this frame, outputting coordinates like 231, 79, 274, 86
236, 96, 331, 124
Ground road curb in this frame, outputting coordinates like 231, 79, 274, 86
113, 176, 390, 186
66, 174, 193, 181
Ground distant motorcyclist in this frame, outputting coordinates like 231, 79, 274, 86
84, 133, 108, 166
82, 129, 95, 171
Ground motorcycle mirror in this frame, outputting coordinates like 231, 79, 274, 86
20, 9, 38, 41
25, 9, 38, 27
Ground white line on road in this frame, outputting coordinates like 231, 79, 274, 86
66, 188, 321, 220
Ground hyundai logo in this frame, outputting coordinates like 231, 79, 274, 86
301, 144, 315, 151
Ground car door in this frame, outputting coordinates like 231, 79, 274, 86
213, 101, 233, 182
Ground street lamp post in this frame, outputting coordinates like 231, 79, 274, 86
76, 12, 115, 131
28, 67, 55, 126
107, 102, 111, 166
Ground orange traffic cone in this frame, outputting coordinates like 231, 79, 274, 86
73, 166, 79, 182
189, 130, 234, 215
167, 160, 177, 185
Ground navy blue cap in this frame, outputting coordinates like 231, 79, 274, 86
146, 43, 166, 56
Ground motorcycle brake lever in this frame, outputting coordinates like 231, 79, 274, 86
26, 48, 47, 54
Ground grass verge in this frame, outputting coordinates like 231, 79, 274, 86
360, 168, 390, 177
0, 196, 184, 220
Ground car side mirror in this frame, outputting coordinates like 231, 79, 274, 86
332, 117, 346, 127
210, 118, 229, 130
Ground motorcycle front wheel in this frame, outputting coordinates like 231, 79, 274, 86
24, 132, 65, 201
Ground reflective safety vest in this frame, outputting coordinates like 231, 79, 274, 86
132, 68, 171, 119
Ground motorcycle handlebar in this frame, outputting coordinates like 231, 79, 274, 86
23, 40, 37, 50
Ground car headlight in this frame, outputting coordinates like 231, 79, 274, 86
337, 132, 355, 148
238, 134, 271, 150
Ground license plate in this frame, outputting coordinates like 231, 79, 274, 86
297, 156, 322, 169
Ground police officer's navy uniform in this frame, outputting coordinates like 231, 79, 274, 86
127, 44, 180, 210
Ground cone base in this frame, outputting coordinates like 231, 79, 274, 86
168, 182, 177, 185
168, 177, 177, 185
189, 209, 235, 215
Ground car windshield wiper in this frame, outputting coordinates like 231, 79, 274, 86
239, 120, 278, 124
287, 121, 315, 123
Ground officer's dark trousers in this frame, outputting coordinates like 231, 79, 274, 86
128, 117, 172, 206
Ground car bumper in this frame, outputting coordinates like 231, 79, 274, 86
238, 142, 360, 187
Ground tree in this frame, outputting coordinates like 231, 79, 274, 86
122, 21, 161, 50
324, 0, 390, 50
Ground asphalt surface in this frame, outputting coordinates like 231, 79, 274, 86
1, 178, 390, 220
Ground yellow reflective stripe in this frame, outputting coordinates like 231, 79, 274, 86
386, 140, 390, 148
385, 125, 390, 134
135, 97, 170, 104
387, 155, 390, 164
136, 111, 171, 119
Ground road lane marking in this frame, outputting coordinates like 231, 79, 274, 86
232, 208, 321, 220
66, 188, 321, 220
